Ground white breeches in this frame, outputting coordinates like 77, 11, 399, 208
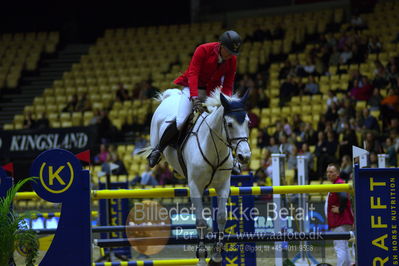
176, 87, 193, 130
332, 225, 353, 266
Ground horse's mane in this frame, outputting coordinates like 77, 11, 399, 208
204, 88, 241, 113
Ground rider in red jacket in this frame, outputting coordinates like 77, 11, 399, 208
174, 41, 236, 98
148, 30, 241, 168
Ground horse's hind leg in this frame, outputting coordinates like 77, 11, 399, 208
190, 183, 208, 266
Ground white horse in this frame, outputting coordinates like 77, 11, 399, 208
144, 88, 251, 266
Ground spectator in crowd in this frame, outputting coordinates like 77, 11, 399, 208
372, 60, 389, 89
326, 90, 339, 109
35, 112, 49, 129
247, 108, 260, 129
254, 72, 267, 90
142, 80, 159, 99
304, 75, 320, 95
339, 155, 353, 181
350, 76, 374, 101
303, 59, 317, 77
90, 109, 102, 125
266, 136, 280, 154
116, 83, 130, 102
23, 111, 35, 129
287, 145, 298, 170
329, 46, 341, 66
367, 88, 382, 110
112, 153, 128, 175
254, 167, 271, 186
97, 110, 117, 142
341, 97, 356, 119
364, 132, 382, 154
94, 144, 109, 164
256, 129, 269, 149
350, 13, 365, 30
140, 166, 158, 186
299, 122, 317, 145
369, 152, 378, 168
155, 162, 175, 185
325, 164, 354, 266
325, 102, 339, 123
334, 108, 348, 134
279, 75, 298, 106
326, 130, 338, 158
279, 134, 293, 155
271, 23, 284, 40
384, 137, 397, 167
347, 69, 363, 92
339, 122, 358, 158
361, 108, 379, 132
299, 143, 313, 173
62, 94, 79, 112
339, 45, 352, 64
292, 114, 304, 135
380, 88, 399, 124
283, 118, 292, 136
315, 131, 329, 176
100, 150, 127, 176
368, 36, 382, 54
278, 60, 294, 80
387, 63, 399, 88
77, 93, 91, 112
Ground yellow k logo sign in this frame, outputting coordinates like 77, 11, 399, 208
48, 166, 66, 185
39, 162, 74, 194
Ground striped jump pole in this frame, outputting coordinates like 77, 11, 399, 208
14, 184, 352, 200
94, 232, 355, 247
93, 258, 211, 266
15, 184, 352, 200
91, 184, 352, 199
26, 211, 98, 219
27, 224, 197, 235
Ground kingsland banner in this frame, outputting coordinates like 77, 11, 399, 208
0, 126, 97, 158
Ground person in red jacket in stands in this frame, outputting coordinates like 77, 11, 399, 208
325, 163, 354, 266
147, 30, 241, 168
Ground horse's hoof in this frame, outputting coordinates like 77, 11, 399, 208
208, 259, 222, 266
197, 259, 207, 266
211, 253, 222, 263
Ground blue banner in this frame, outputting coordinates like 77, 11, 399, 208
213, 174, 256, 266
354, 166, 399, 265
99, 181, 131, 258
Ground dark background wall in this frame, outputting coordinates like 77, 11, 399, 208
0, 2, 191, 42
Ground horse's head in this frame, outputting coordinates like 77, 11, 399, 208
220, 90, 251, 165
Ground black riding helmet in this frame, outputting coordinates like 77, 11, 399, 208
219, 30, 241, 55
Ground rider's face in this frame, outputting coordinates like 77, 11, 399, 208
220, 46, 233, 60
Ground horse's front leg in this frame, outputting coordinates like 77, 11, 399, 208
211, 178, 230, 264
190, 182, 208, 266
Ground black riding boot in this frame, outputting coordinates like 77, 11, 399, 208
147, 121, 179, 168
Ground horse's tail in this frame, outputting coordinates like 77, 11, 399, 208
135, 145, 153, 158
154, 88, 181, 102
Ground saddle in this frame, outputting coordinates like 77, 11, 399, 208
169, 111, 201, 178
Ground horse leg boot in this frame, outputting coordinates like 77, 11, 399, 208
210, 197, 228, 264
190, 197, 208, 266
147, 121, 178, 167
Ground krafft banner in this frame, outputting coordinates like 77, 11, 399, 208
354, 166, 399, 265
0, 126, 97, 158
